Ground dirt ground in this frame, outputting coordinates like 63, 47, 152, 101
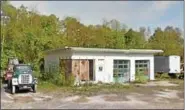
1, 80, 184, 109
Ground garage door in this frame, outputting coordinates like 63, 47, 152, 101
113, 60, 130, 83
135, 60, 150, 80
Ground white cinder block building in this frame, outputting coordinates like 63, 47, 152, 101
44, 47, 163, 83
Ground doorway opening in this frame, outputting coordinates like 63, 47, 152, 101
89, 60, 95, 81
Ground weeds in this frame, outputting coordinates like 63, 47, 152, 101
37, 62, 183, 97
38, 62, 75, 87
38, 80, 134, 96
169, 79, 184, 85
133, 70, 148, 84
159, 73, 170, 79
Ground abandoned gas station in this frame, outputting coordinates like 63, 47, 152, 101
44, 47, 163, 83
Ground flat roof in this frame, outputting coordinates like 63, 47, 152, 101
44, 47, 163, 54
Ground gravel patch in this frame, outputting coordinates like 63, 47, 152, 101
103, 94, 130, 102
73, 96, 89, 103
1, 80, 184, 109
154, 89, 179, 99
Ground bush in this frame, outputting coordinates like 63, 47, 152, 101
134, 70, 148, 84
113, 69, 119, 83
155, 73, 170, 80
39, 62, 75, 87
160, 73, 170, 79
65, 73, 75, 86
33, 71, 41, 78
155, 73, 161, 79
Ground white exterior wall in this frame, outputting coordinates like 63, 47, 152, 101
71, 52, 155, 83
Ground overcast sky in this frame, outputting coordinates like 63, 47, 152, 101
10, 1, 184, 34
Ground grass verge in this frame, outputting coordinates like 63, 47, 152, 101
37, 79, 184, 97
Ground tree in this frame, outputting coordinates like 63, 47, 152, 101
148, 26, 184, 56
124, 29, 145, 49
1, 2, 184, 71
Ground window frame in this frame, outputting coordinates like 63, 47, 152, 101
135, 60, 150, 73
113, 60, 130, 77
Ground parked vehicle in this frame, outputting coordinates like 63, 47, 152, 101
8, 64, 37, 94
2, 58, 19, 84
154, 55, 183, 79
154, 55, 181, 74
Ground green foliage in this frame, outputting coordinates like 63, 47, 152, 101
134, 70, 148, 84
124, 29, 146, 49
32, 71, 41, 78
113, 69, 119, 83
37, 81, 60, 92
1, 3, 184, 86
147, 27, 184, 57
40, 62, 75, 87
155, 73, 179, 81
159, 73, 170, 79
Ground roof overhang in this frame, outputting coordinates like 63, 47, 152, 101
44, 47, 163, 55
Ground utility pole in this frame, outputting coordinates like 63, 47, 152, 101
1, 10, 10, 70
1, 11, 10, 54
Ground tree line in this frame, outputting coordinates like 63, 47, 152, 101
1, 1, 184, 71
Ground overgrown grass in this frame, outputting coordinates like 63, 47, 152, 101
70, 83, 133, 96
133, 70, 148, 84
37, 78, 184, 98
37, 63, 184, 97
155, 73, 171, 80
38, 62, 75, 87
37, 81, 60, 92
155, 73, 184, 82
168, 79, 184, 85
37, 81, 134, 96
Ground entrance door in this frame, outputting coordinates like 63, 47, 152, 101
89, 60, 94, 81
113, 60, 130, 83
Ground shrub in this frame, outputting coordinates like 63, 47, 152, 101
65, 73, 75, 86
155, 73, 171, 80
155, 73, 162, 79
113, 69, 119, 83
134, 70, 148, 84
32, 71, 41, 78
159, 73, 170, 79
39, 62, 75, 87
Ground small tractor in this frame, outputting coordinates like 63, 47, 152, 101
3, 58, 37, 94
